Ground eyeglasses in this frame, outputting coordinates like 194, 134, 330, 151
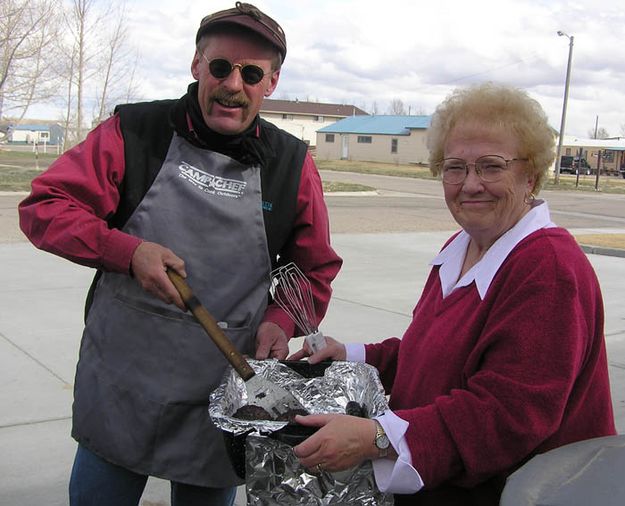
438, 155, 528, 184
202, 55, 266, 85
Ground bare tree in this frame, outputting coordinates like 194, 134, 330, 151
92, 2, 140, 124
59, 0, 140, 142
63, 0, 99, 140
588, 126, 610, 139
12, 17, 61, 122
0, 0, 60, 119
61, 43, 77, 150
121, 52, 141, 105
387, 98, 407, 115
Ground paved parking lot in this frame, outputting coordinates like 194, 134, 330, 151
1, 184, 624, 505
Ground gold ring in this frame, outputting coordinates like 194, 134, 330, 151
316, 463, 324, 473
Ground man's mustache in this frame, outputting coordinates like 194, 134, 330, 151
210, 89, 249, 108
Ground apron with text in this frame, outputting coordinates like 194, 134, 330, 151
72, 134, 271, 487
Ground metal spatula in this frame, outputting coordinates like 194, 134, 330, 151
167, 269, 305, 418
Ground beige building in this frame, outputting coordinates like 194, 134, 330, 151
259, 99, 368, 147
560, 135, 625, 176
316, 115, 431, 165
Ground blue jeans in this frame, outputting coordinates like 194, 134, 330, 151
69, 445, 237, 506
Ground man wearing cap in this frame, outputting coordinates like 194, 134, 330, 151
19, 3, 342, 505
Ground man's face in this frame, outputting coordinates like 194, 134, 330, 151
191, 32, 280, 135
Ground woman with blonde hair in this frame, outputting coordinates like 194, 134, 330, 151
290, 82, 616, 505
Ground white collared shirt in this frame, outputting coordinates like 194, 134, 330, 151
345, 200, 555, 493
432, 200, 555, 299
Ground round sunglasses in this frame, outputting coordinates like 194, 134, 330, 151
203, 55, 266, 85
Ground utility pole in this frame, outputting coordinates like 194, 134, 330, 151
554, 31, 574, 185
595, 150, 601, 191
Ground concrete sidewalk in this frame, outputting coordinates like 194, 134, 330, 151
1, 232, 624, 505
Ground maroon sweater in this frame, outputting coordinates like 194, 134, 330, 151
366, 227, 616, 505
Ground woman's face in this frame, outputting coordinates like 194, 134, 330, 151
442, 122, 536, 246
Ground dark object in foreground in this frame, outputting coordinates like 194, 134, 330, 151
500, 435, 625, 506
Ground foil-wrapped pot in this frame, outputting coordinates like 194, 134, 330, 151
210, 359, 394, 505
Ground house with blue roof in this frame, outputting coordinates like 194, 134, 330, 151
7, 123, 63, 145
316, 115, 431, 165
260, 98, 368, 147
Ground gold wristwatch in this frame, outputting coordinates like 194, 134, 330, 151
374, 420, 390, 458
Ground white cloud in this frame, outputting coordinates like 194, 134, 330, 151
37, 0, 625, 138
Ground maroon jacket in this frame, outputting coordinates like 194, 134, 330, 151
19, 102, 342, 337
367, 228, 616, 505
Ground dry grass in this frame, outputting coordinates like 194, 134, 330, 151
315, 159, 625, 194
574, 234, 625, 250
316, 159, 434, 179
322, 181, 375, 192
550, 173, 625, 194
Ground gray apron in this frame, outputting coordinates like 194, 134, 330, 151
72, 134, 271, 487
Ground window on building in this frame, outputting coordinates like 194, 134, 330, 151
357, 136, 372, 144
325, 134, 335, 143
314, 115, 324, 122
565, 148, 571, 155
282, 114, 293, 120
391, 138, 398, 153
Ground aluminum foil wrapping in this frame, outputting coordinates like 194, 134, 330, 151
245, 435, 393, 505
210, 359, 394, 505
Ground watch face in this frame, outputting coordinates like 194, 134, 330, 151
376, 433, 390, 449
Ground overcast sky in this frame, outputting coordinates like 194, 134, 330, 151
53, 0, 625, 138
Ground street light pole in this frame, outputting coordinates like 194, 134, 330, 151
554, 31, 574, 185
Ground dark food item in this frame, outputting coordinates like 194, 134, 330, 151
233, 404, 309, 422
233, 404, 274, 421
345, 400, 368, 418
233, 400, 366, 422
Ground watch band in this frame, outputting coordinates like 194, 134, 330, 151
374, 420, 390, 458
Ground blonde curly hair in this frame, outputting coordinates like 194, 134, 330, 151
427, 82, 556, 193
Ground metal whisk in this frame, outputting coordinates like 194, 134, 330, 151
270, 262, 327, 353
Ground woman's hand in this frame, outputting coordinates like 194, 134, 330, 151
293, 414, 378, 473
287, 335, 347, 364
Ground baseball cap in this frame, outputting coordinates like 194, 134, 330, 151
196, 2, 287, 62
